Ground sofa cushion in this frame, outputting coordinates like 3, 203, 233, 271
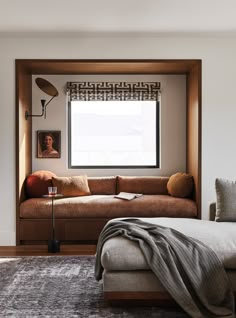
101, 218, 236, 271
26, 170, 56, 198
20, 194, 197, 219
117, 176, 169, 195
215, 178, 236, 222
167, 172, 193, 198
88, 177, 117, 195
52, 175, 91, 197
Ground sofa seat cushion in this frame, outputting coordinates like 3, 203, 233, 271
101, 218, 236, 271
20, 195, 197, 219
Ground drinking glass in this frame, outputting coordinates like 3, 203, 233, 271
48, 186, 57, 196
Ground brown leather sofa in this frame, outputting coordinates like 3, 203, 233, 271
19, 176, 197, 244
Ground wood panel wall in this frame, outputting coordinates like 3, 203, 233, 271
187, 62, 202, 217
15, 59, 201, 244
15, 61, 32, 244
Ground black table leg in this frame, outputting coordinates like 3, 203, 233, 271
48, 239, 60, 253
48, 196, 60, 253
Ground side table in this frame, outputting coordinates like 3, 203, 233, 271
43, 194, 63, 253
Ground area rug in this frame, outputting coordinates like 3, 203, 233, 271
0, 256, 188, 317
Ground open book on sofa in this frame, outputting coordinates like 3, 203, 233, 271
115, 192, 143, 201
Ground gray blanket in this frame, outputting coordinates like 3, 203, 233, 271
95, 218, 234, 318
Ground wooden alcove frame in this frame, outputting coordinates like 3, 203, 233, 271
15, 59, 201, 245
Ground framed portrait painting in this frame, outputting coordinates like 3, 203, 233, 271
37, 130, 61, 158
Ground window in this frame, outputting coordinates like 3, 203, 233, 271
67, 81, 160, 168
69, 100, 159, 168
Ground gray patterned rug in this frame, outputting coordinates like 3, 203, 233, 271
0, 256, 188, 317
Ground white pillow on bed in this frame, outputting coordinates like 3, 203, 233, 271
215, 178, 236, 221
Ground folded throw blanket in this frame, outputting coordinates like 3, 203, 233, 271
95, 218, 234, 318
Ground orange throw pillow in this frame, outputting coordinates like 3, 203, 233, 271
52, 175, 91, 197
26, 170, 57, 198
167, 172, 194, 198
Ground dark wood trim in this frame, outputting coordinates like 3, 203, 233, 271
104, 289, 236, 307
15, 59, 200, 75
0, 244, 96, 256
186, 61, 202, 217
104, 291, 172, 300
19, 218, 110, 244
16, 59, 202, 245
15, 61, 32, 244
15, 61, 20, 245
104, 291, 179, 307
198, 62, 202, 219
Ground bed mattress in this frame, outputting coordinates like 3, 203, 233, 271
101, 217, 236, 271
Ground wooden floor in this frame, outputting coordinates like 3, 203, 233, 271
0, 245, 97, 256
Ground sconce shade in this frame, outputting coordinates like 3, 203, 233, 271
35, 78, 59, 97
25, 78, 59, 120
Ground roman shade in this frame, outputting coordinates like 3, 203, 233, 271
67, 81, 161, 101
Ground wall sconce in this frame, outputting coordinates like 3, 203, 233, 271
25, 77, 59, 120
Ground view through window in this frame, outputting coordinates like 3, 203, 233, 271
69, 100, 159, 168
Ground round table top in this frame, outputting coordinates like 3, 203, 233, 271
42, 194, 63, 198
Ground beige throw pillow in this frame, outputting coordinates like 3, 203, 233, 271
52, 175, 91, 197
215, 178, 236, 221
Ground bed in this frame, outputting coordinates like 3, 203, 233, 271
97, 214, 236, 316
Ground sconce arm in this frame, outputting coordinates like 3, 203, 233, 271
25, 99, 46, 120
44, 95, 56, 119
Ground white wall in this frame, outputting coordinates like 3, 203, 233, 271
32, 74, 186, 176
0, 35, 236, 245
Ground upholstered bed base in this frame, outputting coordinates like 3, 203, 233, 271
100, 216, 236, 304
103, 269, 236, 303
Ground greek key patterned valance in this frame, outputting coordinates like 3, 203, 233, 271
67, 81, 161, 101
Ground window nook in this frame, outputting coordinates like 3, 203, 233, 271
16, 59, 201, 245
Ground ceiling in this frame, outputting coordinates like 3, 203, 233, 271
1, 0, 236, 35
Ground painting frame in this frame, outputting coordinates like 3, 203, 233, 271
37, 130, 61, 158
